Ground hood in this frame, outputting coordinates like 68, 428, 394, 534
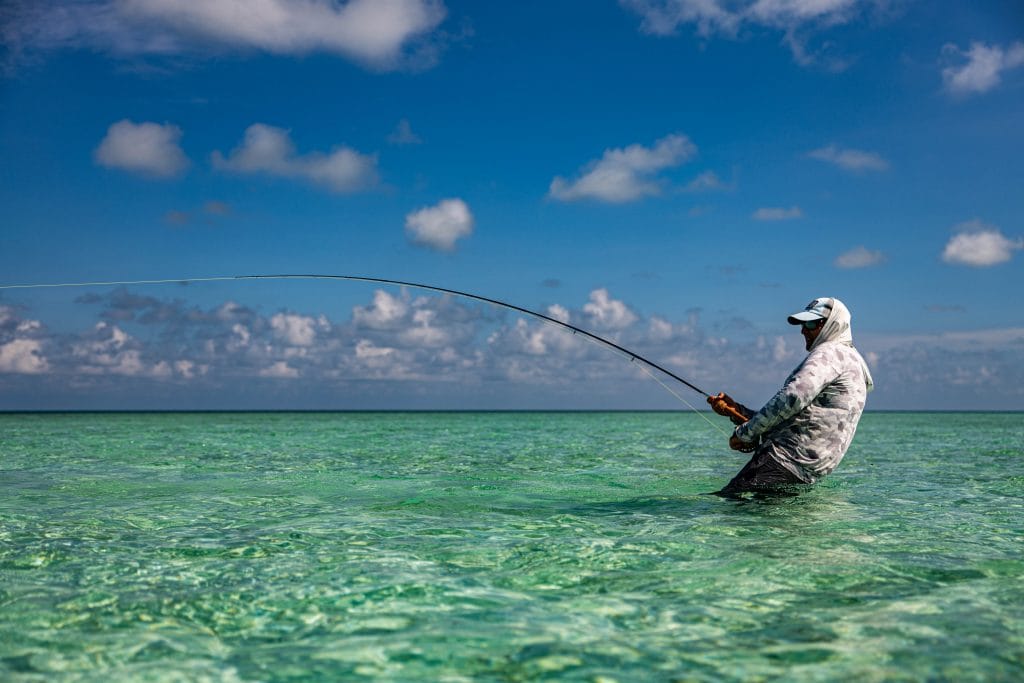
810, 297, 875, 392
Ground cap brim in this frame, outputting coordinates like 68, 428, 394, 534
787, 311, 825, 324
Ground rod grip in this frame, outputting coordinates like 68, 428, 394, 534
707, 392, 749, 425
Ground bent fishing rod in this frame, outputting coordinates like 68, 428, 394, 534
0, 273, 749, 424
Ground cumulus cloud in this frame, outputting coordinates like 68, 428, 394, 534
72, 322, 178, 378
212, 123, 379, 193
404, 198, 474, 251
835, 245, 885, 269
941, 41, 1024, 97
5, 0, 447, 70
942, 220, 1023, 267
549, 134, 697, 203
0, 338, 49, 374
583, 289, 638, 330
270, 312, 330, 346
752, 206, 803, 221
94, 119, 189, 178
807, 144, 889, 173
354, 289, 411, 329
620, 0, 881, 67
0, 306, 50, 374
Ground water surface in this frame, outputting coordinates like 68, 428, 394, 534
1, 412, 1022, 680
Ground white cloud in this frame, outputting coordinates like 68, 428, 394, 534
752, 206, 803, 221
547, 304, 570, 324
942, 41, 1024, 97
174, 360, 207, 379
212, 123, 379, 193
549, 134, 697, 203
72, 322, 179, 377
404, 198, 474, 251
942, 220, 1023, 267
583, 289, 638, 330
353, 338, 397, 367
94, 119, 189, 178
354, 290, 410, 329
835, 245, 885, 268
649, 316, 681, 343
400, 308, 452, 347
489, 317, 586, 359
7, 0, 447, 70
620, 0, 871, 67
270, 312, 329, 346
0, 306, 50, 374
807, 144, 889, 172
0, 339, 49, 374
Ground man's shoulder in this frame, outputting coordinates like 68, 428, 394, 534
808, 340, 867, 369
798, 341, 849, 373
809, 340, 851, 356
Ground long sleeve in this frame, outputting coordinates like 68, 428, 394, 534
735, 353, 839, 442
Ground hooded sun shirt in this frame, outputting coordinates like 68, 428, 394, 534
733, 298, 875, 483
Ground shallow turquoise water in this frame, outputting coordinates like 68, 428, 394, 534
1, 412, 1022, 681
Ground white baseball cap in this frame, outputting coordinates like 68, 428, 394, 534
787, 297, 833, 324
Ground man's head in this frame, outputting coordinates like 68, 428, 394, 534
788, 298, 833, 351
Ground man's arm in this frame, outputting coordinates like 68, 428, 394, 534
734, 348, 841, 443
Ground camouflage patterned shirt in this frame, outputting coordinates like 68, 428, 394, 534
733, 340, 871, 483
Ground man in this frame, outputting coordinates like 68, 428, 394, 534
709, 297, 874, 495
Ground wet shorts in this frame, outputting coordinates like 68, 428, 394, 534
718, 448, 804, 495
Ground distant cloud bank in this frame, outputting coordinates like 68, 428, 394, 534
3, 288, 1024, 409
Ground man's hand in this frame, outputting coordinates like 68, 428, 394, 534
708, 392, 748, 425
729, 434, 756, 453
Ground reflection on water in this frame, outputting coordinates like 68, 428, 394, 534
1, 412, 1022, 681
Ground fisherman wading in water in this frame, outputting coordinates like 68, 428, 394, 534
709, 297, 874, 496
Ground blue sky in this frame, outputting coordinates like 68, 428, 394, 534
1, 0, 1022, 410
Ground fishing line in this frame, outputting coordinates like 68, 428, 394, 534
1, 273, 732, 429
